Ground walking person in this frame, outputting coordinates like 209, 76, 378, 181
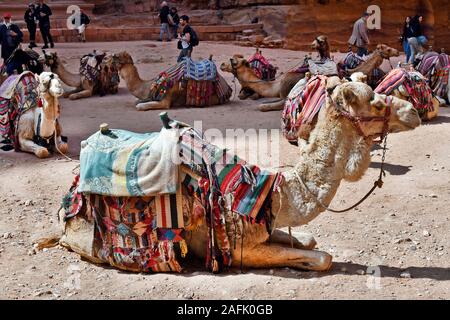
177, 15, 198, 62
401, 16, 414, 63
35, 0, 54, 49
158, 1, 171, 42
0, 13, 24, 74
169, 7, 180, 39
24, 3, 38, 49
348, 12, 371, 57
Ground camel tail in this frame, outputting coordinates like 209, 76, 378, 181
35, 235, 61, 250
259, 98, 285, 112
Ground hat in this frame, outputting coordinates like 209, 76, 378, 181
3, 12, 12, 19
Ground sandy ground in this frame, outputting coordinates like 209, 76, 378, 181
0, 41, 449, 300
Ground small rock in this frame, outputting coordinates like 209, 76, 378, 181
400, 271, 412, 279
422, 230, 431, 237
356, 269, 365, 275
25, 200, 33, 206
269, 269, 274, 275
3, 232, 11, 239
429, 194, 438, 198
409, 245, 417, 251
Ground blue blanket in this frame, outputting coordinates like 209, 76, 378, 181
183, 58, 217, 81
78, 128, 179, 197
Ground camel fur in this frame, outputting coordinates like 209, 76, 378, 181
53, 80, 420, 272
113, 51, 230, 110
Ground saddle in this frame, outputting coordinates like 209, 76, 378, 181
247, 51, 277, 81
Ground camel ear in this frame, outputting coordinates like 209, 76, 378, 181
243, 59, 250, 67
341, 86, 358, 105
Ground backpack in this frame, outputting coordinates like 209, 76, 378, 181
190, 28, 199, 47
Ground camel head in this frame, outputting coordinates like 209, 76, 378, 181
42, 51, 59, 69
311, 35, 330, 59
112, 51, 134, 69
38, 72, 64, 98
330, 82, 421, 138
220, 54, 250, 76
375, 44, 400, 59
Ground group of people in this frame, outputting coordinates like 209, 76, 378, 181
158, 1, 199, 62
348, 11, 428, 64
23, 0, 54, 49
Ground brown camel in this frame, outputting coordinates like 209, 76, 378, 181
311, 35, 331, 60
53, 80, 420, 272
42, 51, 119, 100
112, 51, 231, 110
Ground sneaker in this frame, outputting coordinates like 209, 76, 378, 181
42, 45, 49, 49
158, 39, 163, 42
50, 43, 54, 48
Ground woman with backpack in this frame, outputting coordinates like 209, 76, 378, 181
177, 15, 199, 62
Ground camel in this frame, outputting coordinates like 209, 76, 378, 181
52, 80, 420, 272
42, 51, 119, 100
112, 51, 232, 110
0, 72, 67, 158
340, 44, 400, 87
311, 35, 331, 60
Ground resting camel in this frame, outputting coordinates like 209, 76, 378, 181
0, 72, 67, 158
52, 80, 420, 272
112, 51, 231, 110
42, 51, 118, 100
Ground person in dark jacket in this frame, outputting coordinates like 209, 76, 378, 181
407, 15, 427, 63
170, 7, 180, 39
401, 16, 414, 63
158, 1, 171, 42
35, 0, 54, 49
24, 3, 38, 49
0, 13, 23, 68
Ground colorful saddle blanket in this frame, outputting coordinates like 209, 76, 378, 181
247, 52, 277, 81
375, 68, 434, 112
79, 53, 120, 94
0, 72, 37, 151
282, 75, 327, 143
416, 52, 449, 79
431, 65, 449, 98
150, 58, 231, 107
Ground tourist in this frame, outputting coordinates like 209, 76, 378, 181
348, 12, 371, 57
408, 15, 427, 63
170, 7, 180, 39
35, 0, 54, 49
24, 3, 38, 49
0, 13, 23, 68
177, 15, 198, 63
158, 1, 171, 42
401, 16, 414, 63
73, 9, 90, 42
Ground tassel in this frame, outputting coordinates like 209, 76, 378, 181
212, 258, 219, 273
180, 239, 188, 258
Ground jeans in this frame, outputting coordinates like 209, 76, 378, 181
171, 24, 179, 39
27, 24, 36, 43
40, 25, 54, 46
159, 23, 171, 41
403, 40, 411, 63
357, 46, 369, 57
408, 37, 422, 64
177, 47, 192, 63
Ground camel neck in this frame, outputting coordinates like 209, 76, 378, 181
38, 93, 58, 138
237, 69, 281, 97
120, 64, 150, 100
53, 61, 81, 88
273, 108, 372, 227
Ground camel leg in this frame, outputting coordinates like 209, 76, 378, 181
259, 99, 285, 112
135, 98, 171, 111
270, 229, 317, 250
69, 89, 93, 100
249, 92, 261, 100
63, 87, 82, 99
54, 122, 68, 154
18, 136, 49, 158
233, 243, 332, 271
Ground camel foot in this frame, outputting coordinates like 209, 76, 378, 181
136, 102, 170, 111
270, 229, 317, 250
249, 93, 261, 100
56, 142, 69, 154
35, 147, 50, 158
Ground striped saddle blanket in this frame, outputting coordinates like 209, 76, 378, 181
282, 75, 327, 143
0, 72, 37, 151
431, 65, 449, 98
416, 52, 449, 79
375, 68, 434, 112
248, 52, 277, 81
